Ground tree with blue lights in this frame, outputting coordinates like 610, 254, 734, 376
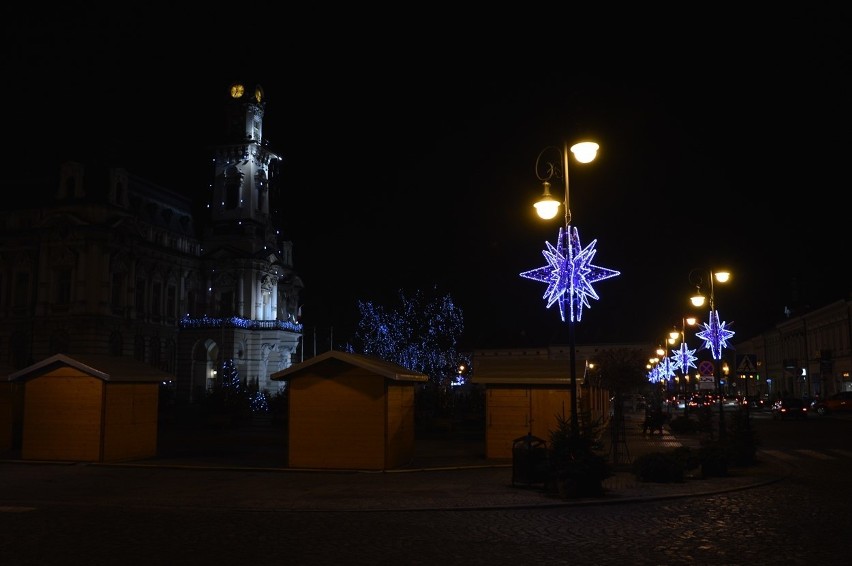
219, 358, 242, 396
349, 287, 472, 421
350, 287, 468, 388
202, 358, 254, 425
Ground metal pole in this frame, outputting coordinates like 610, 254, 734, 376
562, 142, 578, 437
569, 316, 578, 435
710, 273, 726, 440
744, 369, 750, 429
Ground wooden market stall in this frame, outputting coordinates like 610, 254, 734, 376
271, 351, 428, 470
8, 353, 171, 462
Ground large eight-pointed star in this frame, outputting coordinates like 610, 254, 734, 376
520, 226, 620, 323
695, 310, 735, 360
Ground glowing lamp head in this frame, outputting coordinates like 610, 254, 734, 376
534, 181, 561, 219
714, 271, 731, 283
570, 141, 600, 163
690, 294, 706, 307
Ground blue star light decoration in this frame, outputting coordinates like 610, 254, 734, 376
657, 355, 676, 382
695, 310, 735, 360
647, 365, 662, 383
671, 341, 698, 374
519, 226, 620, 323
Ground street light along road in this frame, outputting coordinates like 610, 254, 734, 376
520, 141, 619, 437
689, 268, 734, 439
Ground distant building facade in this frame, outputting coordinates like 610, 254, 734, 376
0, 82, 303, 403
733, 298, 852, 400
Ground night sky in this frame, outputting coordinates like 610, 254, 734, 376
6, 8, 851, 353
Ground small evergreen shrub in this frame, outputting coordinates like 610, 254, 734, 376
668, 415, 700, 434
632, 451, 685, 483
698, 440, 729, 477
725, 409, 760, 467
547, 413, 611, 498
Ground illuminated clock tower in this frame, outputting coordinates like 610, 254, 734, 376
176, 82, 302, 402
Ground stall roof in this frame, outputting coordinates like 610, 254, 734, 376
7, 353, 173, 383
471, 355, 572, 385
271, 351, 428, 383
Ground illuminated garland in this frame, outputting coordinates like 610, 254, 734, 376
179, 315, 302, 332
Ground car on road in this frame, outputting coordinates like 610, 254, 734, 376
771, 397, 808, 419
741, 396, 768, 411
811, 391, 852, 415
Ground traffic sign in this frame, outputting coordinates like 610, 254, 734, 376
698, 360, 715, 376
737, 354, 757, 374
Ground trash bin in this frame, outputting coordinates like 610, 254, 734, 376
511, 433, 549, 487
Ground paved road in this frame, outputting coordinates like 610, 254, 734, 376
0, 450, 848, 565
2, 409, 849, 565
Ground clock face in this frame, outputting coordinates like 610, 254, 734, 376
254, 86, 264, 102
230, 84, 245, 98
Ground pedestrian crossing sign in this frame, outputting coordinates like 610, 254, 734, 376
737, 354, 757, 374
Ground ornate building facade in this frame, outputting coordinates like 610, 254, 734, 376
0, 82, 302, 403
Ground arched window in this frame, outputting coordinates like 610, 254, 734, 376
224, 166, 242, 210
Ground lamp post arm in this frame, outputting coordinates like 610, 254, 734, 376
709, 270, 716, 312
562, 141, 571, 226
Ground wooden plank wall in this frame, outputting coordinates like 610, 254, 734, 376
484, 386, 573, 459
22, 369, 103, 461
385, 383, 416, 468
288, 367, 386, 470
103, 383, 159, 461
0, 382, 13, 452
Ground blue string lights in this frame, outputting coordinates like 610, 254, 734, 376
695, 310, 735, 361
672, 341, 698, 374
179, 315, 302, 332
519, 225, 620, 323
520, 140, 619, 437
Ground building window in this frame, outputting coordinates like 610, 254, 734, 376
135, 278, 147, 317
134, 334, 146, 362
166, 285, 177, 320
219, 290, 234, 317
152, 282, 162, 316
111, 273, 125, 313
13, 272, 29, 309
54, 268, 72, 305
109, 331, 123, 356
49, 330, 70, 355
186, 290, 197, 317
151, 333, 161, 366
224, 171, 241, 210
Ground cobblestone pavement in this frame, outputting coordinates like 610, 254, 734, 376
0, 410, 784, 512
5, 410, 850, 565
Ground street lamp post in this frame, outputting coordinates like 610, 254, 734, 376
658, 333, 677, 413
520, 141, 619, 437
671, 316, 698, 416
689, 269, 734, 439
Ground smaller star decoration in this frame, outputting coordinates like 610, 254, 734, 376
519, 225, 620, 323
657, 355, 676, 382
695, 309, 735, 360
647, 365, 661, 383
671, 341, 698, 374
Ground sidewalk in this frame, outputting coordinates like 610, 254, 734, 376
0, 409, 787, 511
